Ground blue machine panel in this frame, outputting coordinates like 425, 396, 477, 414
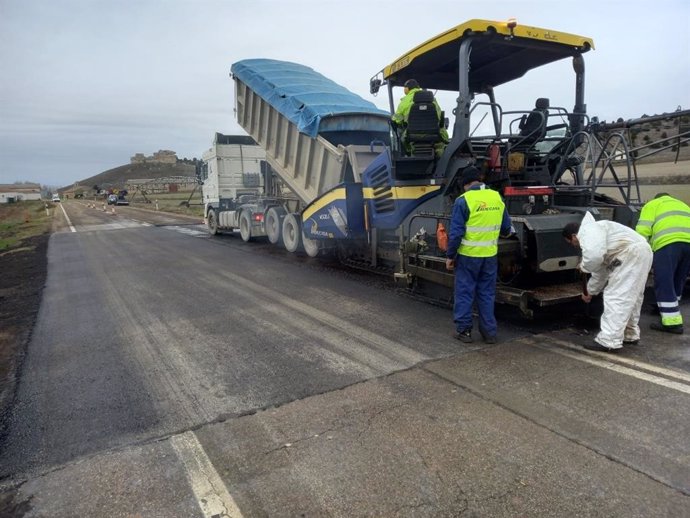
301, 183, 366, 240
361, 153, 442, 229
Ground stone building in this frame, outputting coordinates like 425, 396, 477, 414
130, 150, 178, 164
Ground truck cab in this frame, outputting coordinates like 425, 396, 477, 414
200, 133, 269, 239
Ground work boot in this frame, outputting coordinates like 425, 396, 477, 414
453, 329, 472, 343
479, 330, 497, 344
649, 322, 684, 334
583, 341, 621, 353
622, 339, 640, 345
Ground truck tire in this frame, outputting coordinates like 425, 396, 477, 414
302, 231, 320, 257
265, 206, 286, 244
207, 209, 219, 235
239, 211, 254, 242
282, 213, 302, 253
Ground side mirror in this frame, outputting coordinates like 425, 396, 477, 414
370, 78, 382, 95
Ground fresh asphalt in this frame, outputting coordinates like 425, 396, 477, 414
0, 200, 688, 517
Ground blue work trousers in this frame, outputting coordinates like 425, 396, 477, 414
653, 242, 690, 324
453, 255, 498, 336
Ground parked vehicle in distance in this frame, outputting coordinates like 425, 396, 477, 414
106, 193, 129, 205
51, 194, 60, 202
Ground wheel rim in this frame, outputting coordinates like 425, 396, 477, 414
302, 231, 319, 257
282, 213, 301, 253
208, 211, 218, 234
240, 213, 252, 242
266, 208, 282, 244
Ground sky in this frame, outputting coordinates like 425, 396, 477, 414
1, 0, 688, 188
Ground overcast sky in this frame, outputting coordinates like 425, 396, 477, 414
1, 0, 688, 187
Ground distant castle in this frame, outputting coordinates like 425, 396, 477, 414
130, 150, 178, 165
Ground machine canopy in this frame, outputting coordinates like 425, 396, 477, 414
380, 19, 594, 92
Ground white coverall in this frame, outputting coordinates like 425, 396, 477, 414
578, 212, 653, 349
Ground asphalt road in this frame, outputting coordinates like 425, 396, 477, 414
1, 200, 688, 517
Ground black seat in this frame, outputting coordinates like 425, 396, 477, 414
511, 98, 550, 152
403, 90, 442, 157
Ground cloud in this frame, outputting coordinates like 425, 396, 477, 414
1, 0, 688, 186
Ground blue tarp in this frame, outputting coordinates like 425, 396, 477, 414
231, 59, 389, 138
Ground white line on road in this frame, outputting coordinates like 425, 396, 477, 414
171, 431, 244, 518
164, 225, 209, 237
547, 336, 690, 384
527, 338, 690, 395
58, 203, 76, 232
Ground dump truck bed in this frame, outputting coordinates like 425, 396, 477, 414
231, 59, 391, 205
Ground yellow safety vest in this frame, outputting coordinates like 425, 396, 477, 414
458, 188, 505, 257
636, 195, 690, 252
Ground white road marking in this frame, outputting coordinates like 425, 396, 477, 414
526, 337, 690, 395
164, 225, 209, 237
171, 431, 244, 518
127, 217, 153, 226
547, 336, 690, 384
58, 203, 76, 232
77, 221, 146, 232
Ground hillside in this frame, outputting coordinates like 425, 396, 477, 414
596, 112, 690, 163
62, 161, 197, 192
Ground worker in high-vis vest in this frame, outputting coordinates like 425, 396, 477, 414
563, 212, 653, 352
636, 193, 690, 334
392, 79, 449, 156
445, 166, 513, 343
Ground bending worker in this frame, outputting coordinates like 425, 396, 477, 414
635, 193, 690, 334
445, 167, 512, 344
563, 212, 653, 352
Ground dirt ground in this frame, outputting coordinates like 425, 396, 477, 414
0, 234, 49, 437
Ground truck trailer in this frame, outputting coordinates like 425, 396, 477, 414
203, 19, 647, 317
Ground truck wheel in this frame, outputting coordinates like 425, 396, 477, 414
282, 213, 302, 253
265, 206, 286, 244
239, 211, 254, 242
207, 209, 219, 235
302, 231, 320, 257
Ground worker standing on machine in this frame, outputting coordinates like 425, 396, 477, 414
635, 193, 690, 335
445, 167, 513, 344
563, 212, 653, 352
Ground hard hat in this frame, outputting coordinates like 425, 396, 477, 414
461, 166, 481, 186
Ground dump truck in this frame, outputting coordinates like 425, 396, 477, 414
205, 59, 391, 254
208, 19, 649, 316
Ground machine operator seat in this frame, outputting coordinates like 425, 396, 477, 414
402, 90, 443, 157
511, 97, 550, 152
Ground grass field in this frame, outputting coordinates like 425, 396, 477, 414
128, 191, 205, 218
83, 191, 206, 218
0, 201, 53, 253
